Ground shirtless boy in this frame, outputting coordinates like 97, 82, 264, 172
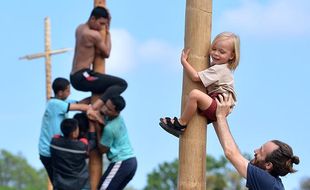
70, 6, 127, 123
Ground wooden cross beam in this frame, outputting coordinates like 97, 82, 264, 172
20, 17, 71, 190
20, 17, 72, 101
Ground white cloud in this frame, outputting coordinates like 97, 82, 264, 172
107, 29, 136, 73
219, 0, 310, 38
107, 29, 181, 73
137, 39, 180, 65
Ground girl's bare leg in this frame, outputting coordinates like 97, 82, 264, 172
179, 89, 213, 125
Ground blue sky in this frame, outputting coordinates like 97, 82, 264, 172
1, 0, 310, 189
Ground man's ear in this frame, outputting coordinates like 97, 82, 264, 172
265, 161, 273, 171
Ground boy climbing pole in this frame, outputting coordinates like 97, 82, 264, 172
70, 6, 127, 123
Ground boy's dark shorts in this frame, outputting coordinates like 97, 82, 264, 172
198, 93, 218, 124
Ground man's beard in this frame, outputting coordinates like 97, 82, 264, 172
250, 158, 267, 170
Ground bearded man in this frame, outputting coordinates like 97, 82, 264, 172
213, 94, 299, 190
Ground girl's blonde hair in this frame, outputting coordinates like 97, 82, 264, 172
211, 32, 240, 70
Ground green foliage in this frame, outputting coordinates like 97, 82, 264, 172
124, 186, 139, 190
0, 149, 47, 190
0, 186, 15, 190
144, 160, 178, 190
144, 155, 247, 190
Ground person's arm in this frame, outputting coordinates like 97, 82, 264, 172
96, 126, 110, 154
213, 94, 249, 178
98, 143, 110, 154
95, 24, 111, 58
86, 99, 105, 124
96, 119, 112, 155
69, 103, 89, 112
181, 49, 201, 82
78, 97, 91, 104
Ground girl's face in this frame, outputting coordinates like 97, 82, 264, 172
210, 38, 234, 66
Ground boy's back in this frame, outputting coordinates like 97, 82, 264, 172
39, 98, 69, 157
50, 135, 89, 190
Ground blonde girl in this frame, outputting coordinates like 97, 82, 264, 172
160, 32, 240, 137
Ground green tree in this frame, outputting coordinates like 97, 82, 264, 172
0, 187, 15, 190
144, 160, 178, 190
300, 177, 310, 190
205, 155, 227, 190
124, 186, 138, 190
144, 155, 246, 190
0, 149, 46, 190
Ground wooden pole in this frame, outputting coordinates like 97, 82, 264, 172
20, 17, 71, 100
20, 17, 71, 190
44, 17, 52, 101
88, 1, 107, 189
45, 17, 52, 190
178, 0, 212, 190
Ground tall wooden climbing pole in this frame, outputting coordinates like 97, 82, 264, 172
88, 0, 107, 189
178, 0, 212, 189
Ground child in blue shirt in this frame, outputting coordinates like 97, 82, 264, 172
38, 77, 90, 183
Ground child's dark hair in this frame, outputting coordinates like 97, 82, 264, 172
90, 6, 109, 19
73, 113, 89, 139
52, 77, 70, 95
61, 118, 78, 138
110, 96, 126, 112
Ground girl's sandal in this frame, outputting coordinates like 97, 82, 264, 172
159, 117, 187, 138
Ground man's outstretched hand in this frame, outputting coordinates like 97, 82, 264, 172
215, 93, 233, 119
